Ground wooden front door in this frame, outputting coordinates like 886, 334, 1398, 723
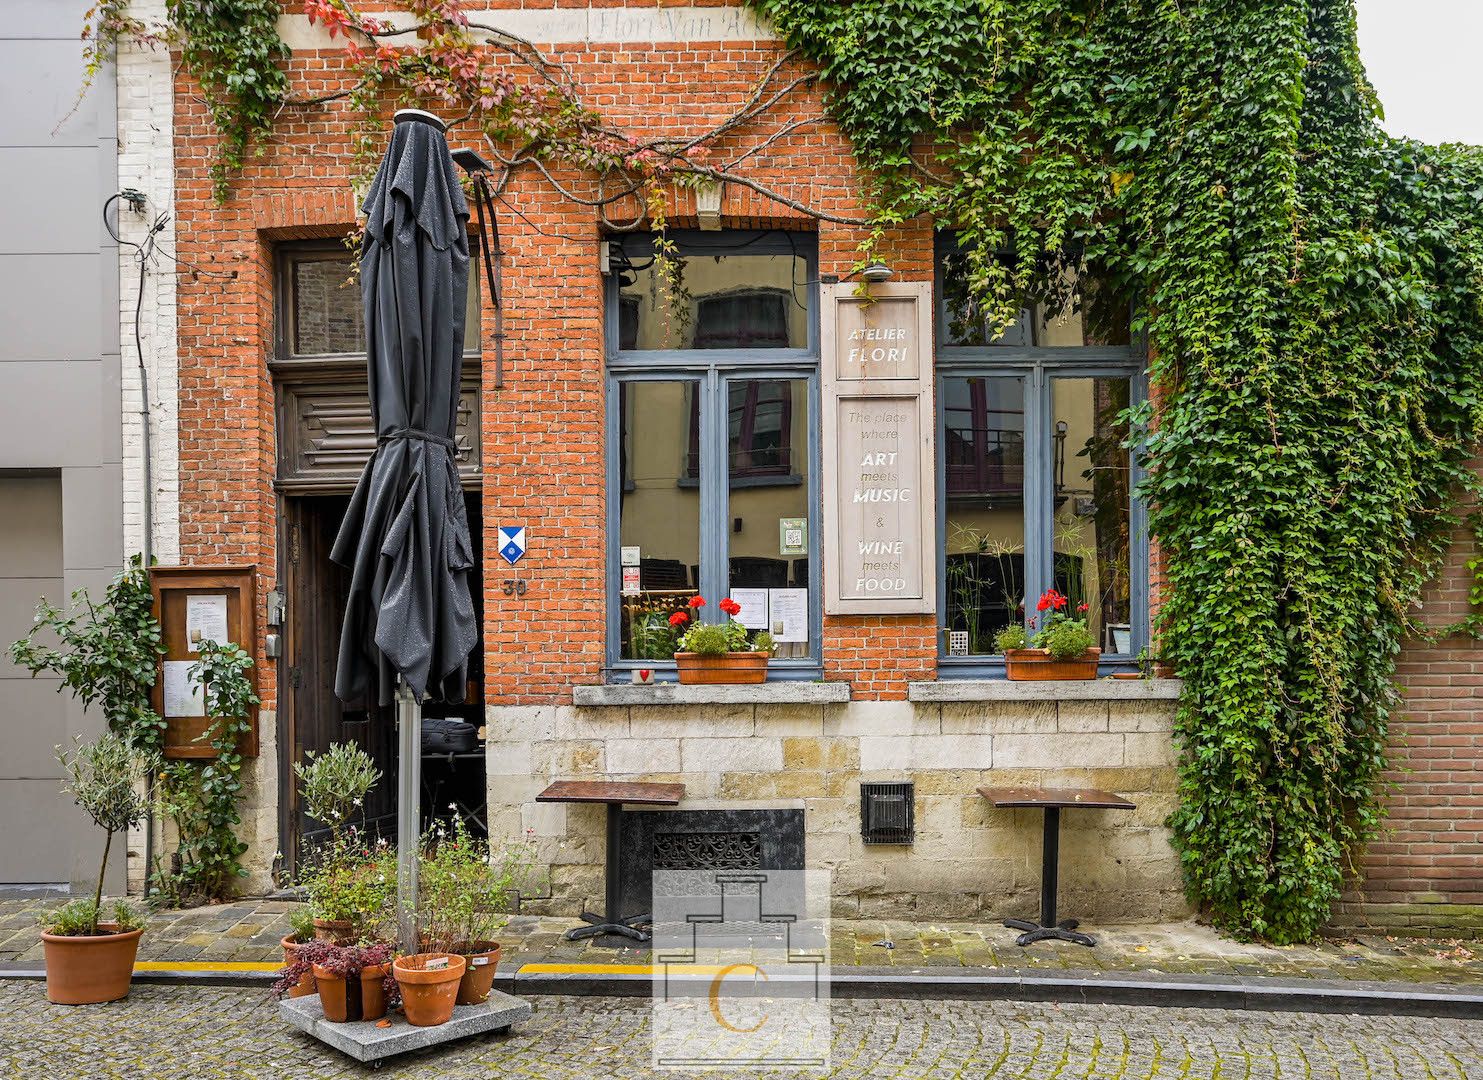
280, 494, 398, 867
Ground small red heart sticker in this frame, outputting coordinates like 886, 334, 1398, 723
639, 669, 652, 680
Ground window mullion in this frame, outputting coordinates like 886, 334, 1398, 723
700, 368, 728, 620
1024, 366, 1052, 616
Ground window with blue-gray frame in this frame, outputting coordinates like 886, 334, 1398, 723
605, 230, 821, 678
935, 238, 1149, 674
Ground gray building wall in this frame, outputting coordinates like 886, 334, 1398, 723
0, 2, 124, 893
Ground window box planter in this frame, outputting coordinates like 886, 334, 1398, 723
1004, 647, 1100, 681
674, 651, 770, 684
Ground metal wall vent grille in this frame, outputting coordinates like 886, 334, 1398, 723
860, 781, 915, 845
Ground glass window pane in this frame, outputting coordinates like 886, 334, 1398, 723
1052, 376, 1133, 655
727, 378, 810, 658
942, 375, 1026, 655
618, 380, 701, 661
619, 249, 809, 350
289, 253, 482, 357
939, 249, 1130, 348
292, 258, 365, 355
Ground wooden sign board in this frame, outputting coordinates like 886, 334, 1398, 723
150, 565, 259, 759
820, 282, 936, 615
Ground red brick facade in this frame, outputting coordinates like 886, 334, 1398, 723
1337, 489, 1483, 936
167, 4, 1481, 932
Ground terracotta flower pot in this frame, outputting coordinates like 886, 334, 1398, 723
455, 942, 501, 1005
311, 963, 362, 1023
360, 962, 390, 1022
41, 923, 143, 1005
280, 935, 316, 998
312, 918, 356, 944
674, 651, 769, 685
394, 952, 466, 1027
1004, 647, 1101, 681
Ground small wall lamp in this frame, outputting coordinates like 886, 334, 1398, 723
860, 262, 893, 283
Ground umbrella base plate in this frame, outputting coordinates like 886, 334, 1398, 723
280, 988, 532, 1066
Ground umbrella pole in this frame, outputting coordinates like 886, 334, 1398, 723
396, 679, 421, 951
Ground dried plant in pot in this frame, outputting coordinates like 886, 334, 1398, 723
38, 734, 157, 1005
669, 596, 773, 684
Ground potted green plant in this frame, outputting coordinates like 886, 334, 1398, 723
393, 952, 466, 1027
418, 817, 541, 1005
272, 940, 397, 1023
670, 595, 775, 684
39, 733, 157, 1004
279, 909, 317, 998
292, 743, 389, 942
1002, 589, 1100, 680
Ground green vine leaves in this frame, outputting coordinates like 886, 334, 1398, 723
762, 0, 1483, 942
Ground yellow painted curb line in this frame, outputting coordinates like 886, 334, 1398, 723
134, 961, 281, 973
518, 963, 759, 977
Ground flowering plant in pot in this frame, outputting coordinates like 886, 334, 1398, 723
418, 816, 542, 1005
1002, 589, 1100, 680
272, 939, 397, 1023
670, 595, 775, 684
291, 743, 390, 942
38, 732, 157, 1005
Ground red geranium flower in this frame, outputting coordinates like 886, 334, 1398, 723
719, 597, 742, 616
688, 595, 706, 608
669, 611, 689, 627
1077, 602, 1089, 613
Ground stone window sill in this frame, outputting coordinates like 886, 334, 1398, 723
573, 682, 852, 707
907, 678, 1182, 702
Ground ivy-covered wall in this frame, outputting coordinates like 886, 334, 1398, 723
757, 0, 1483, 942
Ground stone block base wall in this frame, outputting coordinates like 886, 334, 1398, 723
485, 694, 1189, 923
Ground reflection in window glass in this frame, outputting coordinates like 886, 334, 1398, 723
619, 250, 808, 350
726, 378, 809, 657
942, 376, 1026, 654
292, 259, 365, 355
618, 380, 701, 661
288, 253, 481, 357
1052, 377, 1132, 654
938, 249, 1130, 348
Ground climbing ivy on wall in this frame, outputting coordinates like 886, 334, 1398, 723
757, 0, 1483, 941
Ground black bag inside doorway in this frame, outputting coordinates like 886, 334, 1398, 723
421, 717, 477, 754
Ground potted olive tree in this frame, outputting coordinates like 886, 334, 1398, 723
40, 732, 157, 1004
670, 595, 775, 684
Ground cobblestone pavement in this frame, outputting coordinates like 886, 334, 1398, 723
1, 982, 1480, 1079
2, 897, 1481, 987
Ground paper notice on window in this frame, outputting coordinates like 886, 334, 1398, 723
767, 588, 809, 643
729, 588, 770, 631
162, 660, 206, 718
185, 593, 229, 652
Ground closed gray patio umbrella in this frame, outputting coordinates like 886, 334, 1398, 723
330, 108, 478, 946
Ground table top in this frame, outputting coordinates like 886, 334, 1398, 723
536, 779, 685, 805
977, 786, 1136, 811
